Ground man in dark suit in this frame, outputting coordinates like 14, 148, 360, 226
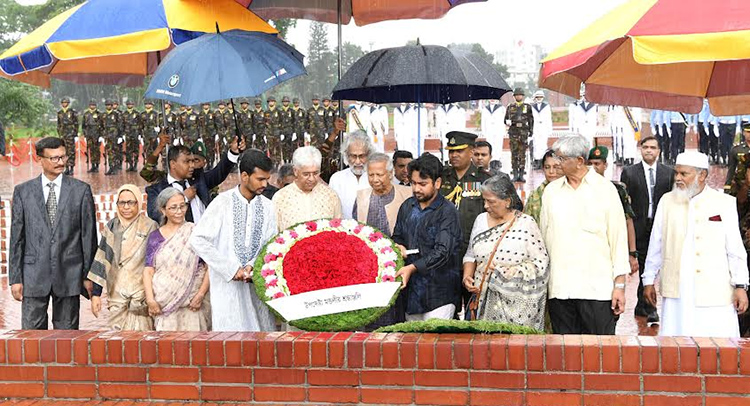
145, 134, 243, 224
10, 137, 97, 330
620, 135, 674, 323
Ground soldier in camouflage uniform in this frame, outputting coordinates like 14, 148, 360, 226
725, 123, 750, 196
292, 97, 307, 149
81, 99, 102, 173
103, 100, 122, 175
57, 97, 79, 176
141, 100, 160, 164
279, 96, 295, 162
307, 95, 326, 148
235, 99, 253, 147
324, 96, 337, 138
264, 96, 282, 166
214, 101, 230, 156
180, 105, 200, 147
158, 102, 179, 169
251, 98, 266, 150
504, 87, 534, 182
198, 102, 217, 168
122, 100, 142, 172
177, 105, 188, 144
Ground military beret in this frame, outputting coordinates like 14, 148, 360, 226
282, 96, 290, 102
445, 131, 478, 150
513, 87, 525, 96
60, 97, 70, 103
293, 98, 300, 103
190, 141, 207, 158
743, 122, 750, 132
267, 96, 276, 102
588, 146, 609, 161
254, 98, 262, 104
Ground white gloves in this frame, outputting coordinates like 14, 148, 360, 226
117, 137, 123, 144
292, 133, 297, 142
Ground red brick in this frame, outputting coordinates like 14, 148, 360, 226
311, 331, 334, 367
695, 337, 718, 374
639, 336, 659, 373
563, 335, 582, 372
382, 333, 401, 368
48, 383, 96, 399
293, 332, 317, 367
309, 369, 359, 386
600, 335, 621, 372
328, 332, 350, 368
415, 390, 469, 405
644, 375, 701, 393
254, 386, 306, 402
674, 337, 698, 373
362, 388, 413, 405
705, 376, 750, 394
123, 335, 140, 364
714, 337, 739, 375
644, 395, 702, 406
140, 337, 157, 365
224, 334, 243, 367
454, 335, 473, 369
418, 334, 438, 369
470, 371, 525, 389
436, 335, 456, 369
201, 367, 252, 383
582, 335, 600, 372
201, 385, 252, 402
149, 367, 199, 383
240, 333, 258, 366
150, 384, 200, 400
469, 390, 524, 406
157, 333, 178, 365
0, 338, 6, 364
276, 332, 297, 368
545, 335, 564, 371
37, 336, 55, 363
400, 334, 419, 369
347, 332, 369, 369
98, 366, 147, 382
506, 335, 526, 371
90, 336, 106, 364
656, 336, 678, 373
99, 383, 149, 399
0, 366, 43, 381
527, 391, 581, 406
365, 333, 384, 368
47, 366, 96, 382
0, 383, 44, 398
208, 332, 235, 366
526, 335, 544, 371
361, 370, 413, 386
23, 338, 39, 363
472, 335, 492, 370
53, 336, 72, 364
706, 397, 750, 406
527, 372, 581, 390
174, 332, 202, 366
106, 338, 123, 364
585, 373, 640, 391
584, 394, 640, 406
73, 331, 99, 365
190, 334, 209, 366
415, 370, 468, 387
308, 387, 359, 403
254, 367, 305, 384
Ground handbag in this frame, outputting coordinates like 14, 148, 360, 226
466, 215, 517, 321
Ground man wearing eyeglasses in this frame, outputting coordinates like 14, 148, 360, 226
10, 137, 97, 330
328, 130, 375, 220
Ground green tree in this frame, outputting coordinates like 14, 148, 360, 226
0, 79, 51, 128
448, 43, 509, 80
306, 22, 334, 100
270, 19, 297, 40
341, 42, 365, 75
0, 0, 84, 51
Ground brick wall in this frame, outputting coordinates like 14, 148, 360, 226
0, 330, 748, 405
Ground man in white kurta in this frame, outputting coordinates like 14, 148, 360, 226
481, 100, 506, 161
393, 103, 411, 152
531, 91, 552, 168
643, 151, 749, 337
190, 150, 278, 332
329, 130, 373, 220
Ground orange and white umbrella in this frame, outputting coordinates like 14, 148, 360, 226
539, 0, 750, 115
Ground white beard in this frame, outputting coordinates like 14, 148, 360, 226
673, 178, 702, 201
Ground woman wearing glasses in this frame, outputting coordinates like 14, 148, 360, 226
143, 187, 210, 331
87, 184, 157, 330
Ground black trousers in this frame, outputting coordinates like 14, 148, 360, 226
697, 122, 709, 153
661, 124, 671, 163
548, 298, 617, 335
708, 124, 720, 161
719, 123, 736, 161
670, 123, 686, 159
22, 293, 80, 330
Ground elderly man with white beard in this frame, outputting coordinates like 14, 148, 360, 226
329, 130, 374, 220
643, 151, 749, 337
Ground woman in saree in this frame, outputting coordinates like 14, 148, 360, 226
143, 187, 211, 331
87, 184, 158, 330
462, 175, 550, 331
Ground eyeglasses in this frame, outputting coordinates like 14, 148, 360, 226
347, 153, 368, 162
42, 155, 68, 163
116, 200, 138, 208
166, 203, 189, 212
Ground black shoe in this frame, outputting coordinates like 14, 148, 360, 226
634, 307, 649, 317
647, 311, 660, 323
518, 176, 526, 183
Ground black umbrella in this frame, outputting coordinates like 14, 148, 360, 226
332, 44, 511, 154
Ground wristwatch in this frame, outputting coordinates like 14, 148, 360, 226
734, 284, 749, 291
628, 251, 638, 259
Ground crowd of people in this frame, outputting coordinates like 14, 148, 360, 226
12, 98, 750, 339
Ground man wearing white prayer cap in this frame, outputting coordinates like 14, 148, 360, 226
643, 151, 749, 337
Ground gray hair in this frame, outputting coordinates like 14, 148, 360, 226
552, 134, 590, 160
292, 146, 322, 169
481, 175, 522, 211
341, 130, 374, 166
366, 152, 393, 172
278, 163, 294, 179
156, 187, 186, 226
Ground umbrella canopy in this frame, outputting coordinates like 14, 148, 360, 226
331, 44, 511, 104
241, 0, 484, 26
540, 0, 750, 115
144, 30, 306, 106
0, 0, 276, 88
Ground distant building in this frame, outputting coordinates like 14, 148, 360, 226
495, 39, 545, 87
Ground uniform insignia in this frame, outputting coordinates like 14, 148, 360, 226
93, 114, 97, 118
450, 137, 456, 145
318, 111, 324, 116
594, 149, 601, 157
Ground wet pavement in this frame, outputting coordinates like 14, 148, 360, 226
0, 140, 732, 335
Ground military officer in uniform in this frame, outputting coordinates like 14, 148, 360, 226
121, 100, 142, 172
307, 95, 326, 147
265, 96, 283, 165
279, 96, 295, 162
251, 98, 267, 150
504, 88, 534, 182
198, 102, 217, 168
725, 123, 750, 196
215, 100, 231, 156
235, 99, 252, 147
141, 100, 159, 164
81, 99, 102, 173
292, 97, 307, 149
56, 97, 79, 175
103, 100, 122, 175
180, 105, 200, 147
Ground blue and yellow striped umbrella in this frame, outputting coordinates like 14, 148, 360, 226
0, 0, 277, 88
